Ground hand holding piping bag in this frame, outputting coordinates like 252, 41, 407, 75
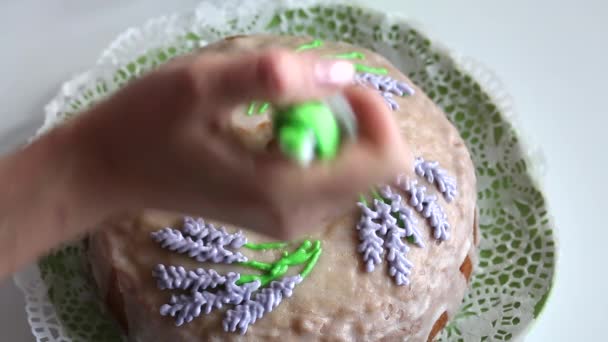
0, 49, 410, 279
73, 49, 411, 238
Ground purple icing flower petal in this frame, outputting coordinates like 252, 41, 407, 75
356, 193, 419, 286
397, 177, 451, 242
414, 157, 458, 202
194, 244, 247, 264
356, 201, 387, 272
182, 216, 247, 249
153, 264, 229, 293
151, 228, 184, 249
223, 275, 261, 305
354, 72, 415, 110
379, 186, 425, 248
396, 81, 415, 96
382, 92, 399, 111
182, 217, 209, 240
159, 272, 261, 326
384, 220, 413, 286
223, 275, 303, 335
151, 219, 247, 264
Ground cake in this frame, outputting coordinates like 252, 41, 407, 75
88, 34, 479, 342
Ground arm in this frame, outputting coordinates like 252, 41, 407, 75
0, 122, 113, 280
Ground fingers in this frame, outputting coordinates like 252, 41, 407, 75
310, 87, 412, 193
191, 49, 355, 106
343, 86, 403, 150
255, 87, 412, 205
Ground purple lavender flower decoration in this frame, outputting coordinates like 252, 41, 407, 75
151, 223, 247, 264
382, 92, 399, 111
152, 215, 320, 332
182, 216, 246, 249
223, 275, 302, 335
356, 192, 419, 286
397, 177, 450, 241
356, 202, 386, 272
414, 157, 458, 203
384, 220, 413, 286
159, 272, 261, 326
160, 292, 224, 326
153, 265, 228, 293
424, 199, 450, 241
151, 228, 187, 251
355, 73, 415, 110
379, 186, 424, 247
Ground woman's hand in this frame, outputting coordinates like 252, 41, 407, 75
61, 49, 411, 238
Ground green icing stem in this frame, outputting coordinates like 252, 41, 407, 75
235, 240, 322, 287
238, 260, 274, 271
297, 39, 387, 74
236, 273, 276, 286
247, 40, 386, 118
359, 193, 368, 206
246, 101, 271, 116
243, 241, 289, 251
332, 49, 388, 74
355, 64, 388, 75
371, 188, 383, 201
258, 102, 270, 113
247, 102, 256, 116
238, 263, 290, 287
333, 51, 366, 60
268, 264, 289, 279
276, 240, 313, 266
296, 39, 323, 51
300, 247, 322, 278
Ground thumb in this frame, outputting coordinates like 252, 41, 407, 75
192, 49, 356, 106
309, 86, 412, 195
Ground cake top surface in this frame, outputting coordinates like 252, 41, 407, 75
89, 34, 477, 342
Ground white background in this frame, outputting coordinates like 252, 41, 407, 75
0, 0, 605, 341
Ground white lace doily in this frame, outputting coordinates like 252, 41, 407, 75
15, 1, 556, 341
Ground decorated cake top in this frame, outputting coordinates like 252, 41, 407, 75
151, 217, 321, 334
89, 34, 478, 342
146, 38, 462, 335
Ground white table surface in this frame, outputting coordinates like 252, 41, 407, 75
1, 0, 605, 340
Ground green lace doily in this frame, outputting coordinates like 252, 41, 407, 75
17, 1, 556, 341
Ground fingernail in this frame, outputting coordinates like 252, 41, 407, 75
315, 60, 355, 85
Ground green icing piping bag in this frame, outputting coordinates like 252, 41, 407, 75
272, 94, 357, 167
